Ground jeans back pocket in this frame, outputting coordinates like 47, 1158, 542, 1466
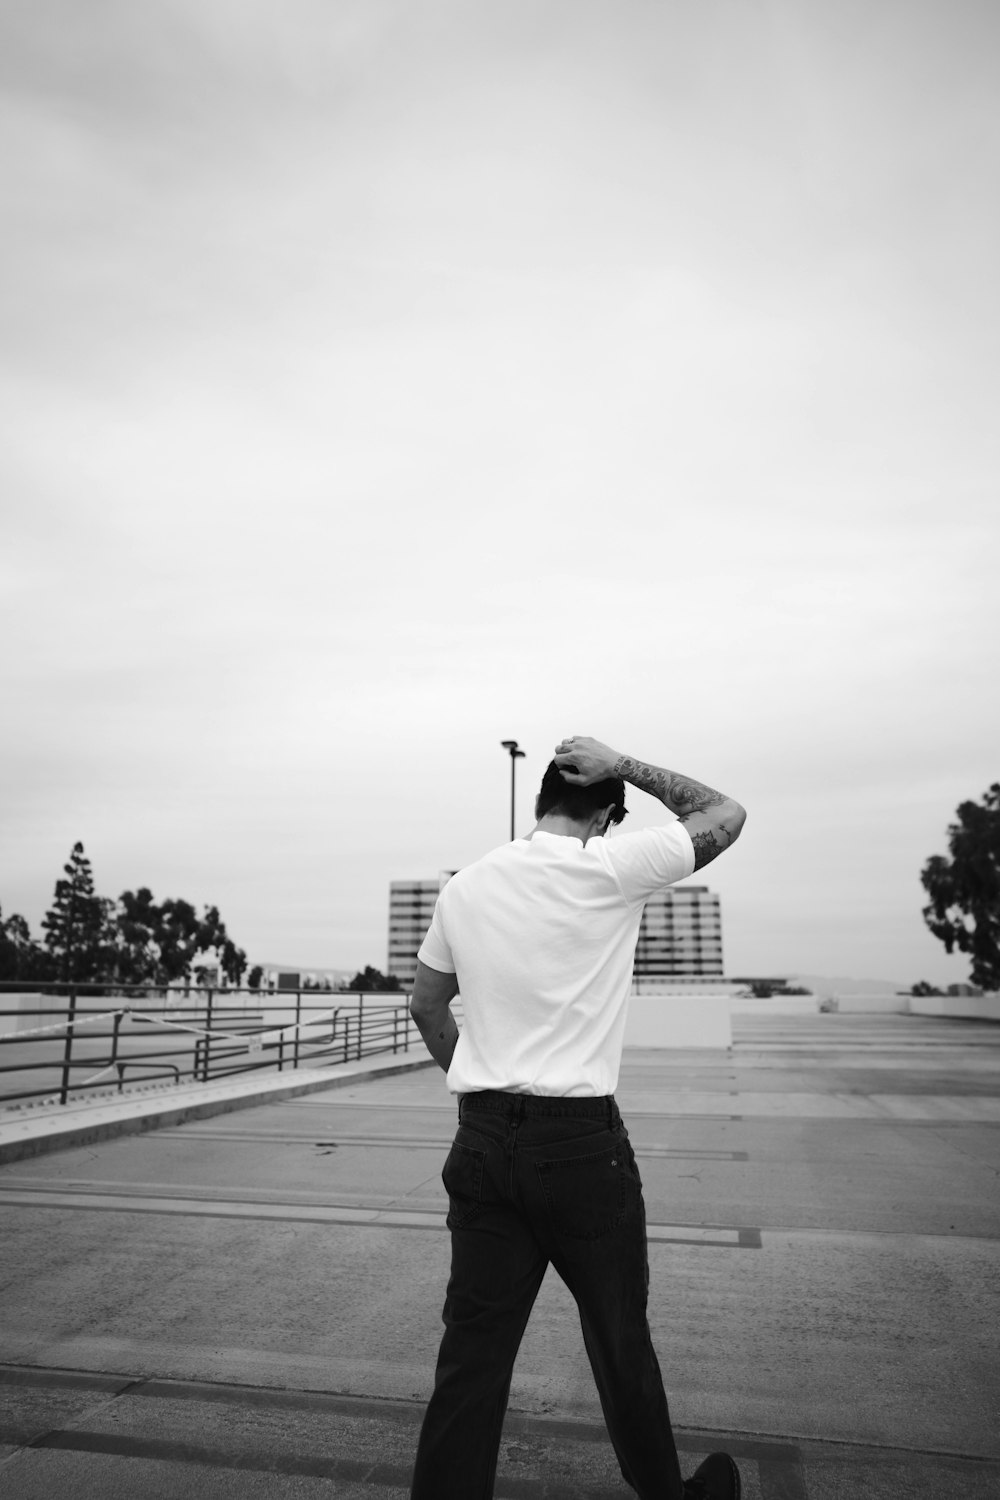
442, 1141, 486, 1229
536, 1144, 636, 1241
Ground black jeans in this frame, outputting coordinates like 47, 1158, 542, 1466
410, 1091, 685, 1500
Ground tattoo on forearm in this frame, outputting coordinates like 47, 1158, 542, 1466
670, 779, 727, 810
613, 757, 726, 814
689, 828, 724, 869
613, 757, 668, 799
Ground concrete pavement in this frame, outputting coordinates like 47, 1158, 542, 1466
1, 1010, 998, 1498
0, 1049, 436, 1165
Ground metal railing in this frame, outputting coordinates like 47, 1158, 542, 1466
0, 983, 424, 1109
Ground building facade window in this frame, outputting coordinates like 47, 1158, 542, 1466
387, 873, 456, 988
633, 886, 723, 979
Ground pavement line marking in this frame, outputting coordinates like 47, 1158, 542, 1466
2, 1364, 808, 1498
0, 1187, 443, 1229
0, 1186, 755, 1245
281, 1098, 751, 1116
22, 1427, 787, 1500
147, 1128, 749, 1159
0, 1176, 443, 1210
647, 1225, 745, 1247
30, 1429, 420, 1491
8, 1362, 999, 1463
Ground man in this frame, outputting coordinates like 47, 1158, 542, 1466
409, 735, 747, 1500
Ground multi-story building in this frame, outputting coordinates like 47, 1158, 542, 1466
387, 875, 455, 989
632, 885, 723, 984
389, 877, 723, 990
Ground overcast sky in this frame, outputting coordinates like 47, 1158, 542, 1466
2, 0, 997, 986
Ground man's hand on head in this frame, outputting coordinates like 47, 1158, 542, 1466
553, 737, 620, 786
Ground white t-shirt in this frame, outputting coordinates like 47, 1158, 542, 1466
418, 824, 695, 1097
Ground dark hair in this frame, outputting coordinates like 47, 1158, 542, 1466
534, 761, 629, 827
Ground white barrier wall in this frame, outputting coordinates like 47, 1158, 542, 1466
5, 994, 58, 1031
828, 994, 909, 1014
729, 994, 819, 1016
908, 993, 1000, 1022
625, 991, 732, 1049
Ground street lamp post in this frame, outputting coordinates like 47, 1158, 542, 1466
500, 740, 526, 841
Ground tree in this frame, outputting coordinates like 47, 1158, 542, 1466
343, 966, 401, 993
247, 965, 264, 991
921, 784, 1000, 992
199, 907, 247, 986
111, 886, 164, 985
41, 843, 110, 982
9, 845, 248, 988
112, 891, 247, 986
0, 907, 55, 982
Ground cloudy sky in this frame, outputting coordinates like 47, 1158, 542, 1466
2, 0, 997, 986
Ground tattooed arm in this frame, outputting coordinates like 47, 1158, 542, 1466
553, 736, 746, 871
409, 960, 461, 1072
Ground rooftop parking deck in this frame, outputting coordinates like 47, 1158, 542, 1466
1, 1010, 998, 1499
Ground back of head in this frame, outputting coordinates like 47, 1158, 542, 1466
535, 761, 629, 827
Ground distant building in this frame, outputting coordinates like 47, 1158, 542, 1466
253, 965, 358, 992
388, 877, 724, 990
387, 875, 455, 988
633, 885, 723, 984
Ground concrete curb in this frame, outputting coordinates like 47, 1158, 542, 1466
0, 1053, 436, 1165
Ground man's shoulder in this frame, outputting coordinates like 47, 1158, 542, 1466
603, 823, 691, 851
598, 823, 696, 888
440, 842, 517, 893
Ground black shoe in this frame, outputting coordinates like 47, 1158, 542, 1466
684, 1451, 741, 1499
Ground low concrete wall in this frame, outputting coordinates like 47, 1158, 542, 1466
625, 991, 732, 1048
1, 994, 58, 1033
729, 995, 819, 1016
827, 994, 910, 1014
909, 993, 1000, 1022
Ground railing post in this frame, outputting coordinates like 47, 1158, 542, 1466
357, 994, 364, 1060
202, 988, 214, 1081
59, 989, 77, 1105
293, 989, 302, 1071
112, 1010, 124, 1092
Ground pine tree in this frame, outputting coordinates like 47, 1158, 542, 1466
41, 842, 108, 983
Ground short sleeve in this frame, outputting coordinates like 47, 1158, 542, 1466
417, 893, 457, 974
601, 823, 696, 906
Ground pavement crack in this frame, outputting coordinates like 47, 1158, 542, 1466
922, 1124, 1000, 1175
32, 1377, 149, 1444
0, 1375, 149, 1477
383, 1168, 442, 1209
